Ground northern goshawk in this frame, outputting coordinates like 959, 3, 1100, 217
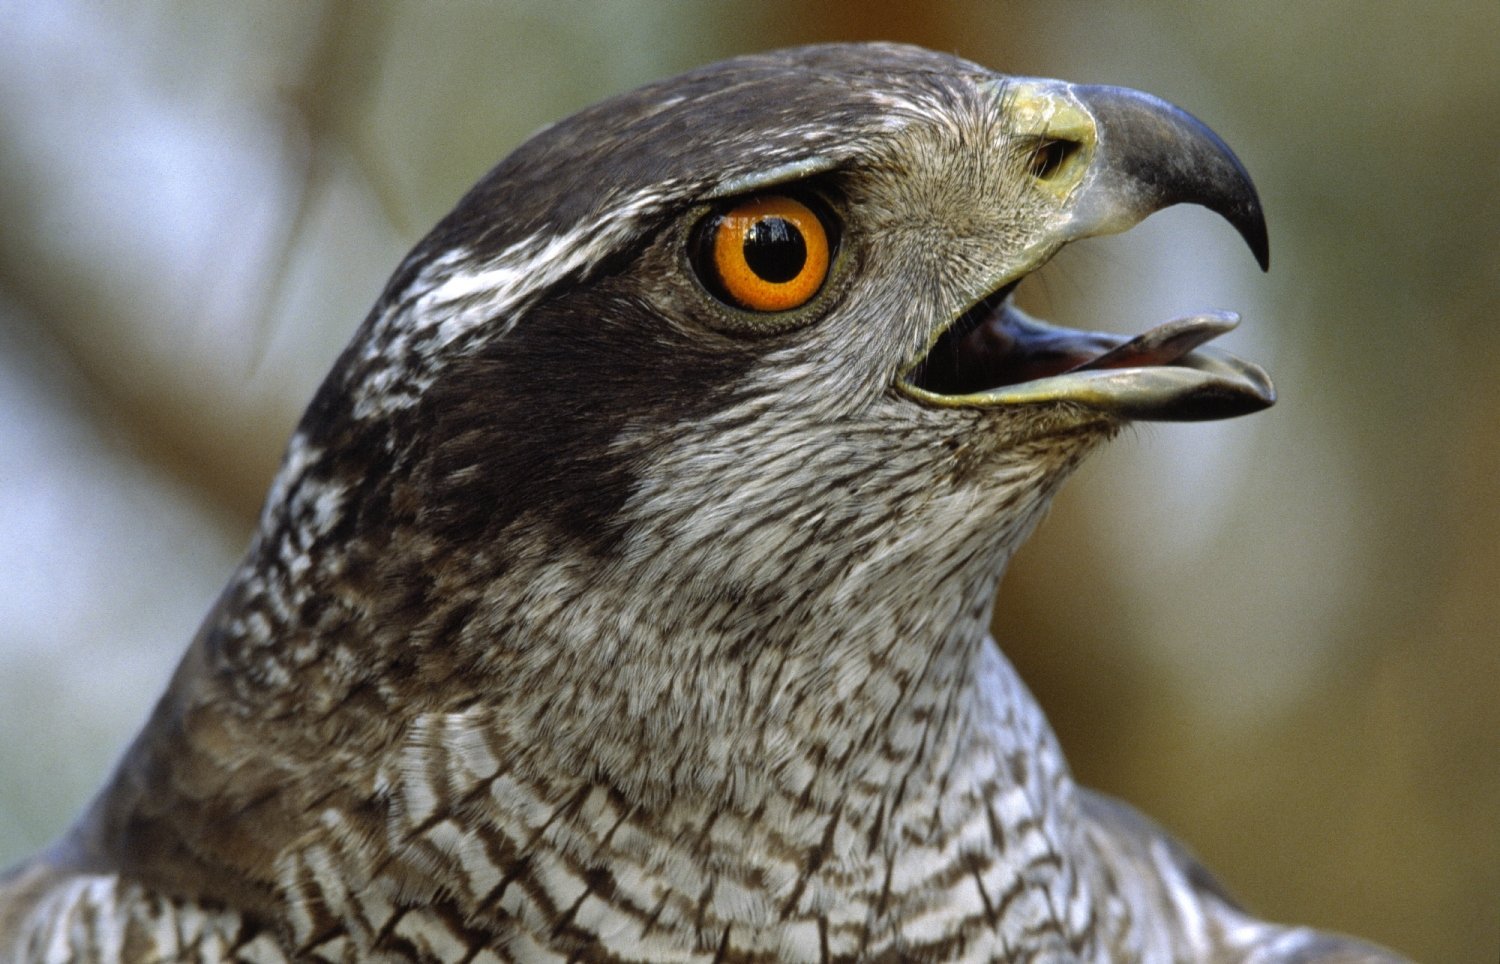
0, 43, 1407, 963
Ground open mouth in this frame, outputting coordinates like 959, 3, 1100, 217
899, 283, 1275, 422
883, 76, 1275, 423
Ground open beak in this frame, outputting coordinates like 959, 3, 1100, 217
899, 80, 1274, 422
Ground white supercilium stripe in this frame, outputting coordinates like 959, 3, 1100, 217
348, 188, 669, 422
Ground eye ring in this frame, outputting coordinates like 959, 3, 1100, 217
693, 194, 832, 313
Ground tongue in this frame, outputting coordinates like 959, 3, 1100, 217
903, 302, 1275, 420
924, 304, 1252, 398
1068, 310, 1240, 373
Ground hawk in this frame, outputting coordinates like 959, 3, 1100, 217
1, 43, 1406, 963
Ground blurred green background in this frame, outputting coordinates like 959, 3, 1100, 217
0, 2, 1495, 960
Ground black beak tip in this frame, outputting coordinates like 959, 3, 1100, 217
1243, 211, 1270, 272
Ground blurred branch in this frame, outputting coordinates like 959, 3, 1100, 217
0, 1, 400, 526
254, 0, 401, 372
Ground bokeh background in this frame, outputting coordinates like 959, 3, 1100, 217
1, 2, 1495, 960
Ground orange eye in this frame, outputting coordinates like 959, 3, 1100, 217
699, 195, 831, 313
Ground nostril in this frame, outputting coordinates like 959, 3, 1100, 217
1026, 138, 1081, 181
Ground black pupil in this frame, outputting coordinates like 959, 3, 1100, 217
741, 217, 807, 283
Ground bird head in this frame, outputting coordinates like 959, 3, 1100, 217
238, 43, 1270, 804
